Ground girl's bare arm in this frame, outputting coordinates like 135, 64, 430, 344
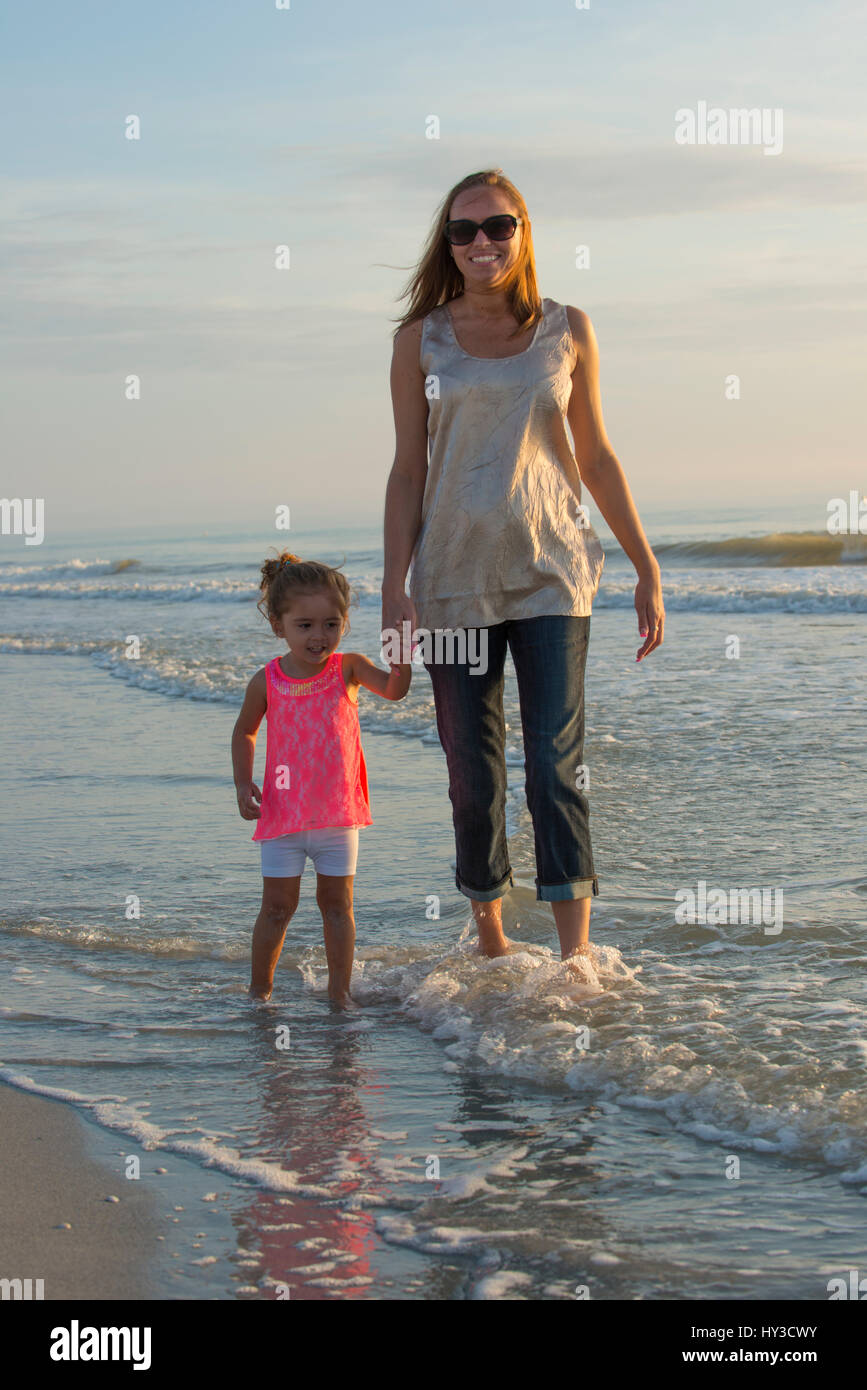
232, 668, 267, 816
347, 652, 411, 702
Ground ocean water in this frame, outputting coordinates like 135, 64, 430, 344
1, 502, 866, 1300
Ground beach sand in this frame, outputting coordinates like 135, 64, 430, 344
0, 1083, 161, 1300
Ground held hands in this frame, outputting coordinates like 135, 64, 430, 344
381, 586, 419, 666
635, 566, 665, 662
236, 782, 262, 819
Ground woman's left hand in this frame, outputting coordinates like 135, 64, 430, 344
635, 566, 664, 662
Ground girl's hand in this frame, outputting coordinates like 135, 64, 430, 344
236, 782, 262, 819
635, 566, 665, 662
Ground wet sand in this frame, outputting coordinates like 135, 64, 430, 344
0, 1083, 161, 1300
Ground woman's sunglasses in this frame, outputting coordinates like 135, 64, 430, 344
444, 214, 523, 246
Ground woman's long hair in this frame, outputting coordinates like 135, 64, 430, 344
392, 169, 542, 338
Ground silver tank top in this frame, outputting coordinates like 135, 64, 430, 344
409, 296, 605, 631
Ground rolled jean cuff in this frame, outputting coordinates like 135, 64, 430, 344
537, 874, 599, 903
455, 869, 514, 903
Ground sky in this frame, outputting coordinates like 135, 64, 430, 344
2, 0, 865, 535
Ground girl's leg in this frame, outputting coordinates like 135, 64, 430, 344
251, 876, 301, 999
315, 873, 356, 1005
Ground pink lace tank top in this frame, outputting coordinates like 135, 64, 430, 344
252, 652, 372, 840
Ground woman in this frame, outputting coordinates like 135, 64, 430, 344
382, 169, 664, 962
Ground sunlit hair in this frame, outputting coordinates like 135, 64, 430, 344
392, 168, 541, 336
257, 550, 353, 636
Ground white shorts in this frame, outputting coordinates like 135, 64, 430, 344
260, 826, 359, 878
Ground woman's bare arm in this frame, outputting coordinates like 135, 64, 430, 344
565, 305, 665, 660
382, 318, 429, 651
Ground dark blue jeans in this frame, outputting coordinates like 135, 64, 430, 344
423, 615, 598, 903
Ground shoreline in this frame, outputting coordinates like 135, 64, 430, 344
0, 1082, 162, 1301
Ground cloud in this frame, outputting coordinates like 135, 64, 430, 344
1, 136, 864, 373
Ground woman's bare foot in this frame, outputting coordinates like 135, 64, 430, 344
552, 898, 592, 961
476, 933, 512, 957
472, 899, 511, 957
562, 946, 602, 996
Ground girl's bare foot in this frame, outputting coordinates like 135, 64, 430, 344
328, 988, 358, 1010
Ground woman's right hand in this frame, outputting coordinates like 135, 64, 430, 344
381, 586, 419, 664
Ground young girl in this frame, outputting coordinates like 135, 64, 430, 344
232, 551, 412, 1006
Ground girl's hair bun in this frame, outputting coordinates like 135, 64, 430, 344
259, 551, 300, 586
